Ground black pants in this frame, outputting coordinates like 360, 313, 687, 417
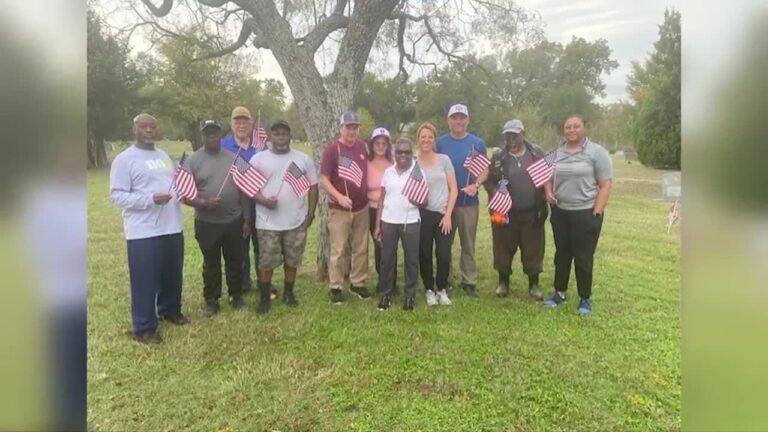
194, 218, 244, 302
379, 221, 420, 299
550, 206, 603, 299
418, 208, 455, 292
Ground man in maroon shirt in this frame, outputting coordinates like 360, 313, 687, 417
319, 111, 371, 304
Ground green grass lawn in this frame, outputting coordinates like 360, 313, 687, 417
88, 143, 680, 431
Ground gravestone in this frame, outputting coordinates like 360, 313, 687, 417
661, 172, 681, 201
624, 150, 638, 163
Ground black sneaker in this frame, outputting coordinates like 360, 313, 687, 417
461, 284, 480, 298
203, 301, 220, 317
403, 297, 415, 311
132, 329, 162, 344
494, 283, 510, 298
230, 296, 246, 310
351, 286, 371, 300
377, 295, 391, 311
330, 288, 344, 305
159, 313, 190, 325
257, 297, 270, 314
283, 289, 298, 307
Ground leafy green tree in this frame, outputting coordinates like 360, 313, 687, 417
627, 9, 681, 169
87, 10, 144, 167
353, 73, 415, 133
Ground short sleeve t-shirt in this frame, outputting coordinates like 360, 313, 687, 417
320, 139, 369, 211
221, 134, 263, 165
249, 149, 318, 231
186, 148, 245, 223
436, 133, 487, 207
553, 138, 613, 210
421, 154, 454, 214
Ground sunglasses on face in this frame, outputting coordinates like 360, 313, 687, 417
395, 150, 412, 155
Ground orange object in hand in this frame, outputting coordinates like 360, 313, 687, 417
490, 212, 506, 225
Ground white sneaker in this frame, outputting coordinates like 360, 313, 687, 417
437, 289, 452, 305
426, 290, 438, 306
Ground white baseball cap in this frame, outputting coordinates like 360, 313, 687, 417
370, 127, 391, 140
447, 104, 469, 117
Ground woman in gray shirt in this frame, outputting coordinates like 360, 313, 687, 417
543, 115, 613, 315
416, 122, 458, 306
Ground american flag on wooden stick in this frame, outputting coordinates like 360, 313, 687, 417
229, 155, 267, 198
463, 147, 491, 179
403, 163, 428, 205
252, 126, 269, 152
488, 179, 513, 215
526, 150, 557, 188
283, 161, 312, 198
173, 152, 198, 201
338, 154, 363, 188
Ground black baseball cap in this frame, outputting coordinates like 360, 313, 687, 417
270, 119, 291, 132
199, 119, 222, 132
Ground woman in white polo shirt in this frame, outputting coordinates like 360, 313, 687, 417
543, 115, 613, 315
374, 137, 427, 311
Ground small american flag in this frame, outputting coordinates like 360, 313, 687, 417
252, 127, 269, 152
403, 163, 428, 205
526, 150, 557, 188
667, 201, 679, 226
283, 161, 312, 198
338, 153, 363, 188
488, 179, 513, 215
463, 147, 491, 179
173, 152, 198, 201
229, 155, 267, 199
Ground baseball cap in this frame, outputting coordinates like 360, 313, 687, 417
230, 106, 252, 120
503, 119, 525, 134
370, 127, 390, 140
270, 119, 291, 131
339, 111, 361, 126
199, 119, 222, 132
447, 104, 469, 117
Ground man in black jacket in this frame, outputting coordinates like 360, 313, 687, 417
484, 119, 548, 299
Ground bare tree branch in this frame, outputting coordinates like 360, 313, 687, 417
198, 0, 230, 7
141, 0, 174, 17
193, 17, 257, 61
300, 0, 350, 54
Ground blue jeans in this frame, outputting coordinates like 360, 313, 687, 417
126, 232, 184, 334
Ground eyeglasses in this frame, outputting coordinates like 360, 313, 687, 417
395, 150, 412, 155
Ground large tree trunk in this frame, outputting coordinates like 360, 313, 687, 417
87, 130, 109, 169
236, 0, 400, 279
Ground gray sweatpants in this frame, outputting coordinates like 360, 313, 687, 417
378, 221, 420, 299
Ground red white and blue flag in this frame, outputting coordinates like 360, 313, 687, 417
403, 162, 428, 205
526, 150, 557, 188
173, 152, 198, 201
230, 155, 267, 198
283, 161, 312, 198
252, 126, 269, 152
488, 179, 513, 215
463, 147, 491, 179
338, 154, 363, 188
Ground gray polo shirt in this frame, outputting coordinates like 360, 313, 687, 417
187, 147, 251, 224
553, 138, 612, 211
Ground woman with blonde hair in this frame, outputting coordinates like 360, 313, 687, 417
415, 122, 458, 306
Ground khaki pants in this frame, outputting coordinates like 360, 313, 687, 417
328, 206, 369, 289
454, 205, 479, 285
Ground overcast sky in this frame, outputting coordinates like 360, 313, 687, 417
249, 0, 682, 104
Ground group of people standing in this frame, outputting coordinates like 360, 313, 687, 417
110, 103, 612, 345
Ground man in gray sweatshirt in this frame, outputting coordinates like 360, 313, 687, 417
185, 119, 252, 317
109, 113, 188, 344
